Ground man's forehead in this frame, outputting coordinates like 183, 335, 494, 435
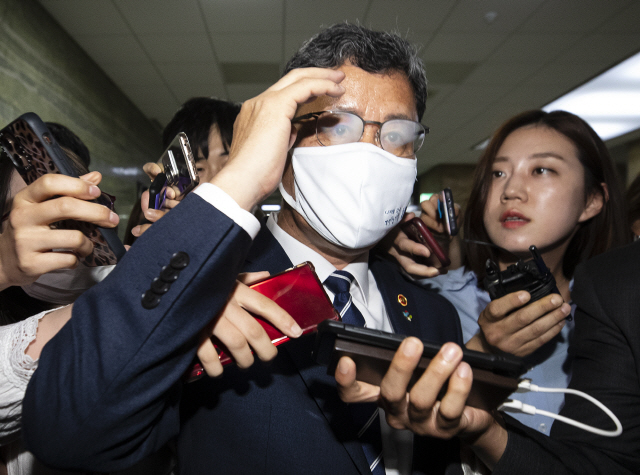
296, 64, 418, 121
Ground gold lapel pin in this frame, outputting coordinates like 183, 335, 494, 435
398, 294, 408, 306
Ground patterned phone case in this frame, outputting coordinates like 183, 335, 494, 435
0, 114, 124, 266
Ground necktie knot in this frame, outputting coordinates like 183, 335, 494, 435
323, 270, 355, 295
324, 270, 366, 327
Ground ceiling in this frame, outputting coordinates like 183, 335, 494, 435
38, 0, 640, 175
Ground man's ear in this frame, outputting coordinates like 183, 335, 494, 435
289, 123, 299, 150
280, 153, 295, 199
578, 183, 607, 223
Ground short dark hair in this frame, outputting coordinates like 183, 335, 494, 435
284, 23, 427, 121
463, 109, 630, 282
46, 122, 91, 168
162, 98, 241, 157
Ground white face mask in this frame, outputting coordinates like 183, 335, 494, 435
21, 263, 115, 305
279, 142, 416, 249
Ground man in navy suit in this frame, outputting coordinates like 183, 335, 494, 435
23, 24, 463, 474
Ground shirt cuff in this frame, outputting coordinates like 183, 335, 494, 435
193, 183, 261, 239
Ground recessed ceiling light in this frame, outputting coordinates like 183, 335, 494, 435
543, 51, 640, 141
472, 51, 640, 154
472, 138, 490, 151
484, 11, 498, 24
419, 193, 434, 202
111, 167, 143, 176
261, 204, 281, 212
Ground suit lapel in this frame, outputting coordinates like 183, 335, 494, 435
243, 222, 371, 474
242, 221, 293, 274
285, 337, 371, 473
371, 257, 423, 338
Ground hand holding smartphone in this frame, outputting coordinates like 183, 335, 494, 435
314, 320, 527, 411
0, 113, 125, 266
187, 262, 339, 381
401, 188, 459, 268
401, 217, 451, 268
149, 132, 199, 210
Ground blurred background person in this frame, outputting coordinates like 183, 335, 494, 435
161, 97, 241, 184
126, 97, 241, 241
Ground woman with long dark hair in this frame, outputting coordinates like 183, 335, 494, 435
391, 109, 629, 433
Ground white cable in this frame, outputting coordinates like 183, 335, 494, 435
497, 379, 623, 437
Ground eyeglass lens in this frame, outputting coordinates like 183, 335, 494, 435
315, 111, 425, 157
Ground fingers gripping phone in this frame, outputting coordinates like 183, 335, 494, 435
314, 320, 527, 411
401, 217, 451, 267
0, 113, 125, 266
149, 132, 199, 210
187, 262, 340, 381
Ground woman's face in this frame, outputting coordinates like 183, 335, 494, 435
483, 125, 602, 260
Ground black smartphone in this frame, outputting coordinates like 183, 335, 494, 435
149, 132, 198, 210
401, 217, 451, 268
314, 320, 527, 411
439, 188, 458, 236
0, 113, 125, 266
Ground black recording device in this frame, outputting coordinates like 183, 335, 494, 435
483, 245, 560, 303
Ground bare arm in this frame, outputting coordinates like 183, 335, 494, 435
25, 305, 72, 360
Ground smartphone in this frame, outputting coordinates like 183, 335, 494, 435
439, 187, 458, 236
401, 217, 451, 267
0, 113, 125, 266
186, 262, 340, 381
314, 320, 527, 411
149, 132, 198, 210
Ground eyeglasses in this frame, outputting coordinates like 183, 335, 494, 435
292, 110, 428, 158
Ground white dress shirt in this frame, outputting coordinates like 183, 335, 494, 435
266, 213, 393, 333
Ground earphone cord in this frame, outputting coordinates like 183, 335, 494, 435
498, 379, 623, 437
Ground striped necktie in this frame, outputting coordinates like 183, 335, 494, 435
324, 270, 385, 474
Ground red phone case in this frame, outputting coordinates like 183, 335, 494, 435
187, 262, 339, 381
402, 217, 451, 267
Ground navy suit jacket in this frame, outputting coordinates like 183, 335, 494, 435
23, 194, 463, 475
